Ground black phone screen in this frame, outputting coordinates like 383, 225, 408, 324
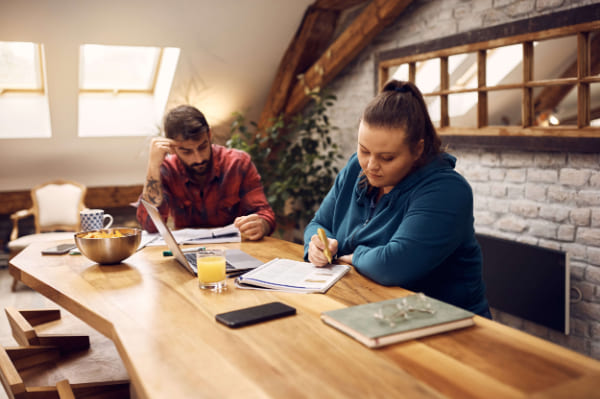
215, 302, 296, 328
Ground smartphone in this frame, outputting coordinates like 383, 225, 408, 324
41, 243, 77, 255
215, 302, 296, 328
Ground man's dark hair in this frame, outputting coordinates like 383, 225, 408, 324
163, 105, 210, 140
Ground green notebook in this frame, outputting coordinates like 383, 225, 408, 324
321, 293, 475, 348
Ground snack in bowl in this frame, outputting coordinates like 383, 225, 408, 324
75, 227, 142, 265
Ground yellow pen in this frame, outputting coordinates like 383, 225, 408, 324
317, 228, 333, 264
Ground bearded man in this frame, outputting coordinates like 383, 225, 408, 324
136, 105, 275, 240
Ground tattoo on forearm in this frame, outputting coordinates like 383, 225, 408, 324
144, 177, 162, 205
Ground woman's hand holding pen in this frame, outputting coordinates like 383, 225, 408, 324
308, 231, 338, 267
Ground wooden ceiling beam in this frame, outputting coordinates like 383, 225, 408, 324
284, 0, 413, 117
314, 0, 369, 11
257, 5, 340, 129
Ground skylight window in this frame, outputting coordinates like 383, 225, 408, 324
79, 44, 162, 93
78, 44, 179, 137
0, 41, 44, 93
0, 41, 50, 138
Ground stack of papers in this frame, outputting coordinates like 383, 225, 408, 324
143, 224, 241, 247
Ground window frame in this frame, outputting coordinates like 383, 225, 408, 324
375, 5, 600, 153
79, 44, 164, 95
0, 42, 45, 95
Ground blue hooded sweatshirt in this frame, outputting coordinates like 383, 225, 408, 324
304, 152, 489, 315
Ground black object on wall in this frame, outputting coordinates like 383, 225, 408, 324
476, 234, 569, 334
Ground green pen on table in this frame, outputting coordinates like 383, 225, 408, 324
163, 247, 206, 257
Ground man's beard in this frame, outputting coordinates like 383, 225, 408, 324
182, 154, 212, 181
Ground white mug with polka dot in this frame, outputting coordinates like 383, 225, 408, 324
80, 209, 114, 231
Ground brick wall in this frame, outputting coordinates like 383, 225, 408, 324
324, 0, 600, 359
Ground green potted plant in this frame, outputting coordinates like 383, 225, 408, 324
227, 90, 343, 242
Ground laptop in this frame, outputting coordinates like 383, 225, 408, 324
140, 199, 263, 276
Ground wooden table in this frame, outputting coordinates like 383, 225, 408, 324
9, 237, 600, 398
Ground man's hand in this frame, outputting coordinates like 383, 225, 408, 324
234, 214, 270, 241
148, 137, 175, 171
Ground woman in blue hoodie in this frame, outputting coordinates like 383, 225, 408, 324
304, 80, 490, 317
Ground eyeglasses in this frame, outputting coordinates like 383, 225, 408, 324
373, 293, 436, 326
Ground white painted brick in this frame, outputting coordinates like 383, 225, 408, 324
473, 182, 492, 196
534, 153, 566, 167
576, 191, 600, 207
571, 208, 591, 226
507, 185, 525, 199
593, 208, 600, 228
501, 152, 535, 167
585, 265, 600, 285
509, 200, 539, 217
474, 211, 496, 226
570, 261, 586, 280
574, 281, 596, 301
495, 216, 527, 233
577, 228, 600, 246
590, 172, 600, 188
568, 153, 600, 168
473, 0, 494, 12
572, 300, 600, 322
562, 243, 587, 261
539, 204, 570, 222
527, 168, 558, 183
489, 168, 506, 181
506, 0, 536, 17
506, 168, 527, 182
529, 220, 558, 239
591, 321, 600, 338
474, 197, 489, 211
480, 152, 500, 166
537, 0, 567, 10
570, 317, 590, 338
482, 8, 509, 25
588, 247, 600, 266
524, 183, 546, 201
488, 199, 510, 213
463, 167, 489, 182
557, 225, 575, 241
490, 183, 507, 197
516, 235, 538, 246
538, 239, 562, 251
560, 168, 591, 187
548, 186, 576, 204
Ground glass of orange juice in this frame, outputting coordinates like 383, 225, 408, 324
197, 249, 227, 291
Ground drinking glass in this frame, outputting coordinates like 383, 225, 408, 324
197, 249, 227, 291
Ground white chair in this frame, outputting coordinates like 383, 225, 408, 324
7, 180, 87, 290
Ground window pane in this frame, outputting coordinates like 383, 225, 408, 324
487, 44, 522, 86
489, 89, 521, 126
390, 64, 409, 82
415, 59, 439, 94
448, 92, 478, 127
449, 52, 477, 90
0, 41, 42, 90
80, 44, 161, 91
533, 36, 577, 80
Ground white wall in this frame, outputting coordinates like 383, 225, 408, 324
0, 0, 312, 191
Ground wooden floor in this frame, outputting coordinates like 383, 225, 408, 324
0, 266, 58, 399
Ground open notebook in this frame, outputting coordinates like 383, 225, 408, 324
140, 200, 263, 276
